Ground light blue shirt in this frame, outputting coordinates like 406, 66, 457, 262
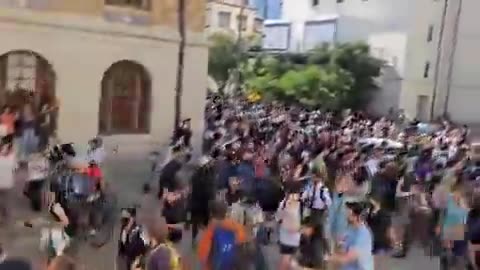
328, 193, 348, 240
341, 225, 374, 270
442, 195, 468, 231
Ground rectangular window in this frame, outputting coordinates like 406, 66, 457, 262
254, 18, 263, 32
238, 15, 248, 31
206, 9, 211, 28
427, 25, 434, 42
312, 0, 319, 6
105, 0, 151, 10
423, 61, 430, 78
337, 0, 344, 3
218, 11, 232, 29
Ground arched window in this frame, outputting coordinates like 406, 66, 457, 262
99, 60, 151, 134
0, 50, 56, 112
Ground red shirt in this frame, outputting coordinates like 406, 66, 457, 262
86, 165, 103, 190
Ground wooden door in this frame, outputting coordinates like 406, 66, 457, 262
99, 61, 150, 135
110, 68, 139, 133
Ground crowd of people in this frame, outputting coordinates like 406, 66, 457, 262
116, 96, 480, 270
3, 94, 480, 270
0, 98, 109, 270
0, 100, 57, 225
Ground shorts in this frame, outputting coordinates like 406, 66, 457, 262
279, 244, 298, 255
452, 240, 467, 257
392, 196, 412, 226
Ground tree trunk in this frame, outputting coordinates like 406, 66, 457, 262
174, 0, 186, 133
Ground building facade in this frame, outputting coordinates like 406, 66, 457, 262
206, 0, 262, 38
0, 0, 208, 146
404, 0, 480, 124
264, 0, 480, 123
249, 0, 282, 20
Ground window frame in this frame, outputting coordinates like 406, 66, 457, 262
254, 18, 263, 32
104, 0, 151, 11
423, 61, 431, 78
427, 24, 434, 42
237, 15, 248, 31
218, 11, 232, 29
312, 0, 319, 6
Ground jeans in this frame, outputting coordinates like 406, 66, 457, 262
0, 189, 11, 224
19, 128, 38, 159
26, 179, 45, 212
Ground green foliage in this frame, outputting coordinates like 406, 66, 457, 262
241, 42, 383, 110
207, 33, 239, 92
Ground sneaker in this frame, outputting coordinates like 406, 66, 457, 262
391, 248, 406, 258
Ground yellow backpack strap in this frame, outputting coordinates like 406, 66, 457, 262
161, 242, 180, 270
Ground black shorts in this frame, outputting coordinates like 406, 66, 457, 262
279, 244, 298, 255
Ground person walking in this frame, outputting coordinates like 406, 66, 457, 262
142, 215, 184, 270
197, 200, 248, 270
300, 169, 332, 269
0, 106, 15, 146
0, 140, 16, 226
330, 202, 374, 270
190, 155, 216, 247
17, 103, 39, 160
277, 191, 302, 270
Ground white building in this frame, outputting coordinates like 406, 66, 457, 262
264, 0, 480, 124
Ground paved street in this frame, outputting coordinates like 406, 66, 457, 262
1, 147, 440, 270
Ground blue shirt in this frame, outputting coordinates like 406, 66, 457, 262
341, 225, 374, 270
328, 193, 348, 240
443, 195, 468, 231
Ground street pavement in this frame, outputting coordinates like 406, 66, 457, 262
1, 148, 440, 270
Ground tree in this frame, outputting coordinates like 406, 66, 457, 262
329, 42, 383, 108
173, 0, 186, 131
240, 42, 381, 110
208, 33, 239, 94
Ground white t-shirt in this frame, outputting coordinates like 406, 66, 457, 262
86, 147, 106, 165
28, 155, 49, 181
0, 153, 16, 189
365, 159, 379, 177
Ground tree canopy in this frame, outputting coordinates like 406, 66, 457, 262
208, 33, 383, 110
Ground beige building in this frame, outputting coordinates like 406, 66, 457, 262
0, 0, 208, 147
206, 0, 263, 38
402, 0, 480, 124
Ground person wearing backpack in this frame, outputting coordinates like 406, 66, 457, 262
300, 169, 332, 269
197, 200, 248, 270
141, 215, 184, 270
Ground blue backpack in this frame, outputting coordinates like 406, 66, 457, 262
210, 227, 237, 270
65, 173, 94, 201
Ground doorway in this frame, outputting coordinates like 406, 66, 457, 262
416, 95, 429, 122
99, 60, 151, 134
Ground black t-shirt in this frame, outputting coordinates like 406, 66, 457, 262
370, 175, 397, 212
468, 210, 480, 245
159, 159, 182, 191
367, 209, 392, 251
